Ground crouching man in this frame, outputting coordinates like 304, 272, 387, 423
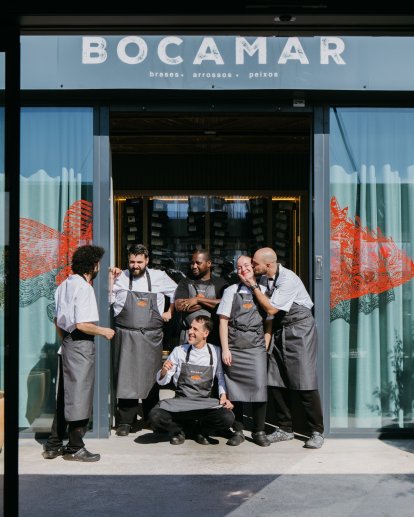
148, 315, 234, 445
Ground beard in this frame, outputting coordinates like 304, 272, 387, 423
130, 267, 145, 277
91, 269, 99, 280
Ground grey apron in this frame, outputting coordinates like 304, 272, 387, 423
61, 330, 95, 421
159, 344, 221, 412
179, 281, 217, 345
113, 270, 164, 399
267, 303, 319, 390
224, 285, 267, 402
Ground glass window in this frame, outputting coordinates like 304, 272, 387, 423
19, 107, 93, 433
330, 108, 414, 430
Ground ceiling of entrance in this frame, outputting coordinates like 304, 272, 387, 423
8, 5, 414, 34
110, 113, 310, 155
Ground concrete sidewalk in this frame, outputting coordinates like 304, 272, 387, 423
17, 429, 414, 517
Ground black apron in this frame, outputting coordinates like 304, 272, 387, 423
61, 329, 95, 422
179, 281, 217, 345
267, 303, 319, 390
159, 344, 221, 412
113, 270, 164, 399
224, 284, 267, 402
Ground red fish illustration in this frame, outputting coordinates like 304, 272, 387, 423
20, 199, 93, 286
330, 196, 414, 309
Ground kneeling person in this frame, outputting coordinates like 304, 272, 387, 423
148, 316, 234, 445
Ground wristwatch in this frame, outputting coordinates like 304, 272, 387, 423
250, 283, 260, 291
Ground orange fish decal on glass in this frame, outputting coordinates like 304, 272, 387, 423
20, 199, 93, 286
330, 196, 414, 309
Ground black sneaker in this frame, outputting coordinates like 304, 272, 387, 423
130, 420, 144, 433
63, 448, 101, 462
195, 434, 219, 445
170, 431, 185, 445
115, 424, 131, 437
42, 447, 64, 459
226, 431, 245, 446
251, 431, 271, 447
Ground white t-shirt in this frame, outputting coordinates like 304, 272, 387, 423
55, 274, 99, 333
111, 268, 177, 316
156, 343, 227, 397
260, 264, 313, 312
216, 282, 267, 318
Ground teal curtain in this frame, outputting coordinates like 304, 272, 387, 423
330, 108, 414, 429
19, 107, 93, 430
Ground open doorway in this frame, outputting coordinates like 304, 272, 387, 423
110, 111, 311, 282
110, 111, 312, 347
109, 109, 313, 430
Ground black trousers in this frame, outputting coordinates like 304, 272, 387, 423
148, 406, 235, 437
45, 355, 89, 453
268, 386, 324, 434
117, 382, 160, 425
232, 401, 267, 433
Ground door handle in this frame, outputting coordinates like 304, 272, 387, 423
315, 255, 323, 280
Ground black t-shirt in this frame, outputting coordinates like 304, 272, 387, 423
175, 275, 228, 301
175, 275, 229, 344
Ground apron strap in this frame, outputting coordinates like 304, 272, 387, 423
185, 344, 213, 365
265, 264, 280, 298
192, 279, 213, 295
129, 268, 152, 291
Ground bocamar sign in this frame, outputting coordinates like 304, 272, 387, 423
12, 35, 414, 90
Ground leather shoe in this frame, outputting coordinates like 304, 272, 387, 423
226, 430, 245, 446
115, 424, 131, 437
63, 448, 101, 462
251, 431, 271, 447
42, 447, 63, 459
170, 432, 185, 445
195, 434, 219, 445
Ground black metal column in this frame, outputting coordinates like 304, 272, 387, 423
4, 19, 20, 517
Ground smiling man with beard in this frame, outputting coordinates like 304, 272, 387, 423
110, 244, 177, 437
174, 249, 228, 347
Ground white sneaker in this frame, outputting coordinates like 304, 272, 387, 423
304, 432, 324, 449
267, 427, 294, 443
